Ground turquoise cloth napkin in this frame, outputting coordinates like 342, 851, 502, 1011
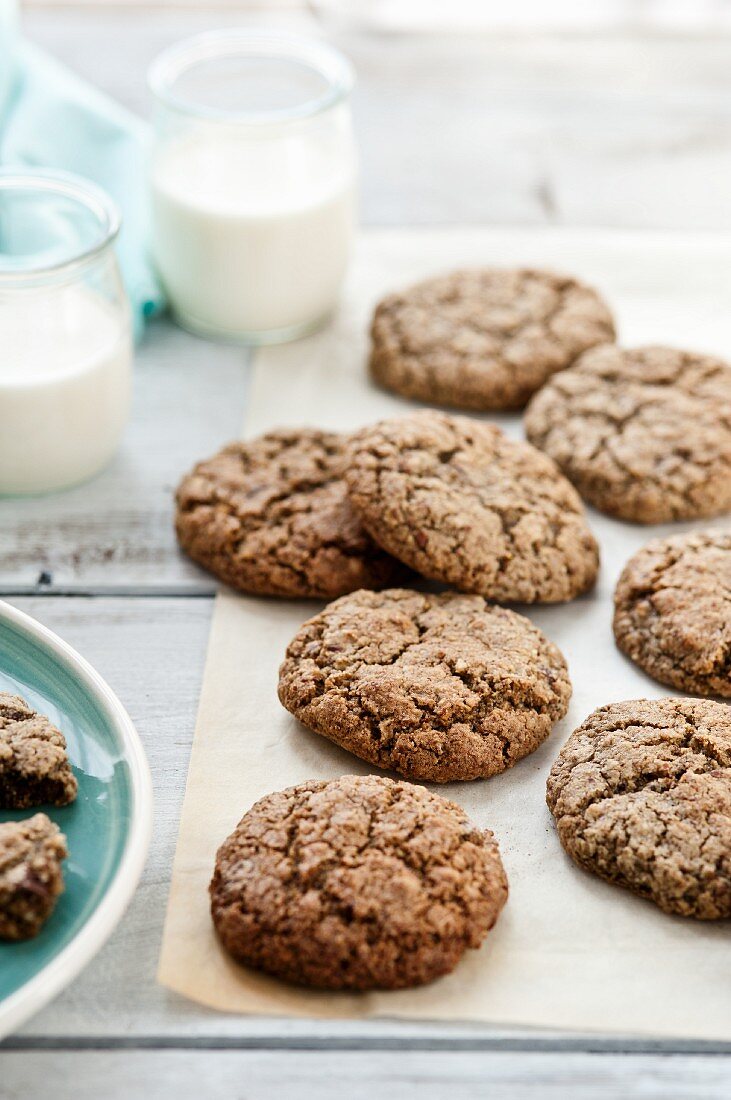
1, 42, 165, 339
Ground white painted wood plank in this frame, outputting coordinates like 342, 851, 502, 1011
26, 11, 731, 229
3, 1050, 731, 1099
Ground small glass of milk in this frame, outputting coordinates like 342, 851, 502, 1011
0, 171, 133, 495
148, 31, 357, 344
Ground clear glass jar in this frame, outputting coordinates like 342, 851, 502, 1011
0, 170, 133, 495
148, 31, 357, 345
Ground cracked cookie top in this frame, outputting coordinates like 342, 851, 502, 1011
546, 698, 731, 919
278, 588, 571, 783
210, 774, 508, 989
0, 813, 68, 940
0, 693, 77, 809
524, 344, 731, 523
175, 429, 404, 599
344, 411, 599, 603
613, 530, 731, 698
369, 267, 615, 411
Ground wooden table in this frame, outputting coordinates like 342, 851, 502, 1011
2, 8, 731, 1096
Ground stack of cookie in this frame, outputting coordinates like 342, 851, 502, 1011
175, 263, 731, 992
0, 692, 75, 940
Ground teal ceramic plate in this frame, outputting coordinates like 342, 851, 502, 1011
0, 599, 152, 1039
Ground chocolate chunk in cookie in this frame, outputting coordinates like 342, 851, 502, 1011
175, 429, 405, 599
614, 530, 731, 697
547, 698, 731, 919
525, 344, 731, 523
370, 267, 615, 411
210, 774, 508, 989
279, 589, 571, 782
0, 693, 77, 809
0, 814, 68, 940
345, 410, 599, 603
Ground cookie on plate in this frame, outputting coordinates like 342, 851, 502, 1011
279, 589, 571, 782
525, 344, 731, 523
175, 429, 405, 599
0, 693, 77, 809
210, 774, 508, 989
0, 814, 68, 940
546, 698, 731, 919
344, 410, 599, 603
370, 267, 615, 411
614, 530, 731, 698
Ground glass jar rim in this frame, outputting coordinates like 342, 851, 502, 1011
0, 169, 121, 283
148, 30, 355, 125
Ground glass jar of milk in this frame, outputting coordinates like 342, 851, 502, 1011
0, 171, 133, 495
149, 31, 357, 344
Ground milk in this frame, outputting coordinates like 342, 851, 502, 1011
0, 285, 132, 494
151, 128, 356, 340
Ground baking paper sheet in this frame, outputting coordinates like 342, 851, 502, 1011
158, 227, 731, 1037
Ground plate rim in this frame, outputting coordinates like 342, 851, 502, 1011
0, 597, 153, 1040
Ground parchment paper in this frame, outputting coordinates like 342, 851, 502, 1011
158, 227, 731, 1037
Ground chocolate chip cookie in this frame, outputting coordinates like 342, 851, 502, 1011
344, 411, 599, 603
614, 530, 731, 697
546, 698, 731, 919
0, 814, 68, 940
279, 589, 571, 782
210, 774, 508, 989
525, 344, 731, 523
0, 693, 77, 809
175, 430, 404, 599
369, 267, 615, 411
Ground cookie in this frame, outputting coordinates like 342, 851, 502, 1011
175, 429, 404, 599
279, 589, 571, 782
369, 267, 615, 411
0, 693, 77, 809
0, 814, 68, 940
546, 698, 731, 919
525, 344, 731, 523
344, 411, 599, 603
613, 530, 731, 698
210, 774, 508, 989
